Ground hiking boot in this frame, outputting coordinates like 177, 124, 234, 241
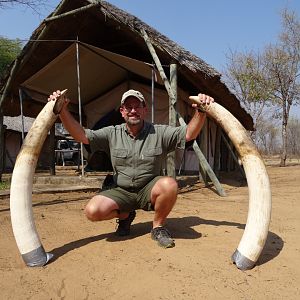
151, 226, 175, 248
115, 211, 136, 236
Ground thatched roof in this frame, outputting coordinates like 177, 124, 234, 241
3, 116, 34, 132
0, 0, 253, 130
3, 116, 67, 136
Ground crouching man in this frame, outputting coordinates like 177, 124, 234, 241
48, 89, 213, 248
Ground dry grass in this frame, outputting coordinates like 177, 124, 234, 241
263, 155, 300, 166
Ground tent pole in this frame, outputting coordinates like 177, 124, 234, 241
151, 64, 155, 123
76, 40, 85, 177
0, 112, 5, 181
18, 88, 25, 142
140, 28, 226, 196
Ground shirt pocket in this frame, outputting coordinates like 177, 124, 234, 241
112, 149, 128, 168
144, 147, 162, 156
142, 147, 163, 169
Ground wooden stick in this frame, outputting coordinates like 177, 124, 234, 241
141, 28, 225, 196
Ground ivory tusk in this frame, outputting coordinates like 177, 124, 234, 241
10, 90, 67, 267
10, 91, 271, 269
189, 96, 272, 270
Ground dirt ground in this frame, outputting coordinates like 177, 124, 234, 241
0, 163, 299, 300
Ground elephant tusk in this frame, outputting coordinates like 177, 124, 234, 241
10, 90, 67, 267
189, 96, 272, 270
10, 91, 271, 269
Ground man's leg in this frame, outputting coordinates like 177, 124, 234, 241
85, 194, 136, 236
150, 176, 178, 248
150, 176, 178, 228
85, 195, 129, 221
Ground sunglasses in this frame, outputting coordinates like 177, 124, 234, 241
122, 104, 145, 112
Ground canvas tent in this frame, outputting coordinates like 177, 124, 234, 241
18, 41, 193, 172
0, 0, 253, 185
20, 42, 189, 128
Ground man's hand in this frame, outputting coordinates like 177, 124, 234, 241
191, 93, 214, 111
48, 90, 69, 113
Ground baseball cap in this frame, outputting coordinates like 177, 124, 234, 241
121, 89, 146, 105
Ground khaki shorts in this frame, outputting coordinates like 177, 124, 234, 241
99, 176, 162, 212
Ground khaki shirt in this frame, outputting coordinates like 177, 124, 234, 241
85, 121, 187, 190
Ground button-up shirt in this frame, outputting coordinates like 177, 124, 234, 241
85, 121, 186, 190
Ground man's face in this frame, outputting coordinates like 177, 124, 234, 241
120, 97, 147, 126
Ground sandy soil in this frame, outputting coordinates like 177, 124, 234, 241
0, 164, 299, 299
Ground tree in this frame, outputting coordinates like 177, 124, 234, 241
224, 8, 300, 165
255, 117, 280, 155
264, 9, 300, 166
223, 50, 273, 142
0, 0, 47, 11
0, 36, 22, 87
287, 117, 300, 156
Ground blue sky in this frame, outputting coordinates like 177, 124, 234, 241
1, 0, 300, 116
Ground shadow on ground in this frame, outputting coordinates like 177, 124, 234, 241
257, 231, 284, 266
49, 216, 283, 268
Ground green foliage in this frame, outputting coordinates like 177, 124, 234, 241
0, 36, 22, 83
0, 180, 9, 190
235, 54, 273, 102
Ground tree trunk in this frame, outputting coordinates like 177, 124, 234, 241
280, 120, 287, 167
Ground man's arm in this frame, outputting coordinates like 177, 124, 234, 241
185, 93, 214, 142
48, 90, 89, 144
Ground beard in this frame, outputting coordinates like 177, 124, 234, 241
125, 115, 142, 126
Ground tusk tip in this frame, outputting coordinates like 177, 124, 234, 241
53, 89, 68, 115
60, 89, 68, 96
189, 96, 199, 102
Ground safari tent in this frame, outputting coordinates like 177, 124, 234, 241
0, 0, 253, 187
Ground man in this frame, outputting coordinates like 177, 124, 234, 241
48, 89, 214, 248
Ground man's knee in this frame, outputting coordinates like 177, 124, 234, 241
153, 176, 178, 197
84, 195, 115, 221
151, 177, 178, 210
85, 201, 101, 221
158, 176, 178, 193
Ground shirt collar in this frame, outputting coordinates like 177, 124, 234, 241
123, 121, 150, 138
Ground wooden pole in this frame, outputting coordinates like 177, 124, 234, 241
0, 112, 4, 181
44, 3, 100, 23
167, 63, 177, 178
49, 127, 56, 176
200, 121, 209, 185
140, 28, 226, 196
221, 131, 246, 178
196, 131, 209, 186
213, 126, 222, 177
18, 88, 25, 142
